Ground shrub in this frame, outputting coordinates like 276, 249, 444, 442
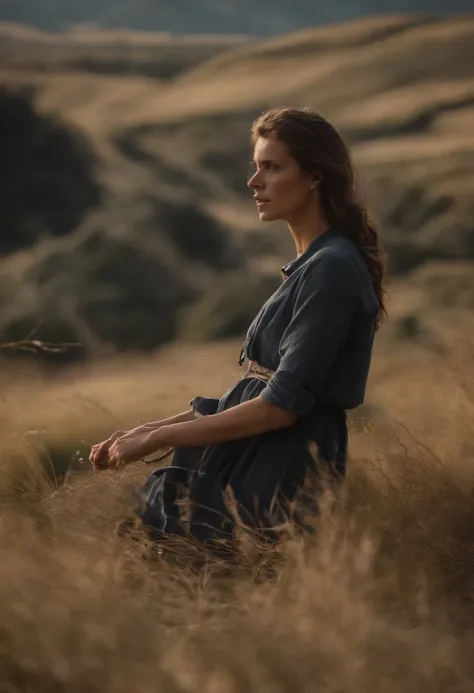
0, 230, 198, 361
154, 200, 238, 269
0, 86, 101, 254
177, 271, 281, 341
410, 261, 474, 309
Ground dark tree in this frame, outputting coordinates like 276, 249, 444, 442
0, 87, 101, 254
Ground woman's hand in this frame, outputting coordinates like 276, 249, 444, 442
89, 430, 126, 470
108, 429, 163, 469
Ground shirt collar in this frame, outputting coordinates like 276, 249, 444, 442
280, 227, 340, 279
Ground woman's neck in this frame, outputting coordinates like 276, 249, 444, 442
287, 208, 331, 257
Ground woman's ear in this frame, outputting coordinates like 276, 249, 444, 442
309, 173, 322, 191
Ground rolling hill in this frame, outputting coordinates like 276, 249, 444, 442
0, 13, 473, 358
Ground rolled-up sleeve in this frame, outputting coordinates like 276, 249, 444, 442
190, 396, 220, 417
260, 251, 360, 416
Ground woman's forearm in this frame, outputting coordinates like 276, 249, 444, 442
149, 396, 296, 450
139, 409, 197, 431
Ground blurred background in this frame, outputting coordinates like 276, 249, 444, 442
3, 6, 474, 689
0, 1, 473, 473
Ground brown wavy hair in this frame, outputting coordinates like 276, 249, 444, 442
251, 107, 387, 322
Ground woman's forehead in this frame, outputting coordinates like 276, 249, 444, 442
253, 136, 291, 162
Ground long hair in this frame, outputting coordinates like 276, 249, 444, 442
251, 107, 387, 322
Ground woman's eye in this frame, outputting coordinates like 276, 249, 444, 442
248, 162, 279, 174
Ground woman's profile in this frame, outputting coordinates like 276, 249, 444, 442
90, 107, 386, 549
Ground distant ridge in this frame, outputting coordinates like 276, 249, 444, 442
0, 21, 251, 45
0, 0, 471, 35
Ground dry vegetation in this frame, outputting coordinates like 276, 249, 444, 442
2, 332, 474, 691
2, 13, 474, 690
0, 21, 248, 79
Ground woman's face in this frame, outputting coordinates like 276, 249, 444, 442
248, 136, 315, 223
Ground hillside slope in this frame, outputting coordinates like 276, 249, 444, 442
103, 14, 474, 272
0, 13, 473, 357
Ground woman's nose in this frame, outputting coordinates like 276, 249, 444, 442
247, 171, 260, 190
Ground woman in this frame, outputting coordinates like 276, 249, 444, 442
90, 107, 385, 547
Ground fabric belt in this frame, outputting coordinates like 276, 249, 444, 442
242, 359, 275, 384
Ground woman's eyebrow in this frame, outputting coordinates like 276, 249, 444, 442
251, 159, 277, 166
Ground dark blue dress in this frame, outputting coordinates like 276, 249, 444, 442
137, 228, 379, 546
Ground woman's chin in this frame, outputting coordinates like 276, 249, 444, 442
259, 209, 278, 222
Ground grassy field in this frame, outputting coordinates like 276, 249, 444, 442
2, 326, 474, 691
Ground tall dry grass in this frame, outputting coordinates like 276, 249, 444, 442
2, 338, 474, 691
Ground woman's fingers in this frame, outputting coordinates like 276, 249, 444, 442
89, 445, 108, 469
93, 441, 112, 468
90, 440, 113, 469
88, 444, 99, 464
108, 441, 120, 469
89, 430, 125, 470
108, 435, 141, 469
